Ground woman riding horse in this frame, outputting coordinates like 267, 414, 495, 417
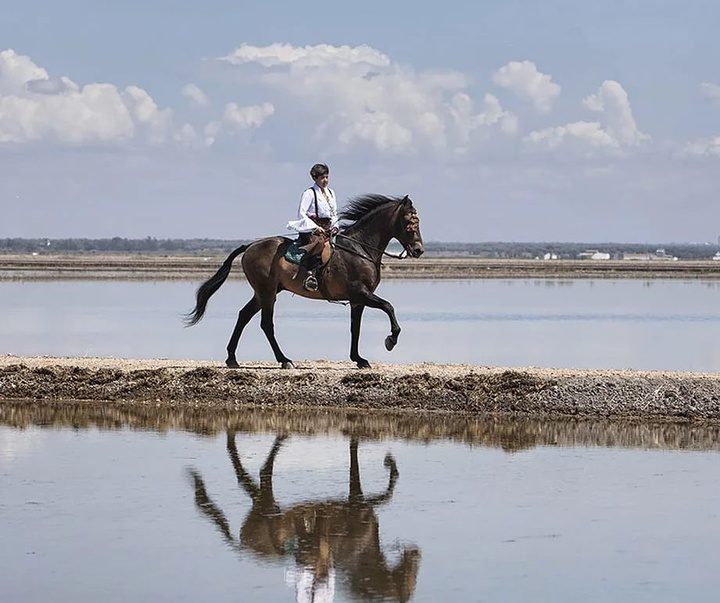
185, 193, 424, 369
286, 163, 339, 292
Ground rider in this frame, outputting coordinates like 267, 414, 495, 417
286, 163, 339, 291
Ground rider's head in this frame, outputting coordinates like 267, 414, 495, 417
310, 163, 330, 188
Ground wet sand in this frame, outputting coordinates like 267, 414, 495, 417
2, 356, 719, 423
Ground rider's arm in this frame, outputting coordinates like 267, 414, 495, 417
297, 188, 316, 220
289, 188, 322, 232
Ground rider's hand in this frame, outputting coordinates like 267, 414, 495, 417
330, 226, 339, 235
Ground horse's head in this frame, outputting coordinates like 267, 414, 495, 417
395, 196, 424, 258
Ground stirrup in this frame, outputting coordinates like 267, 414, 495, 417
303, 272, 318, 291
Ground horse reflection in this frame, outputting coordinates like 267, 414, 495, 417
187, 433, 421, 602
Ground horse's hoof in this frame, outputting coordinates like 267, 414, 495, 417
225, 358, 240, 369
355, 358, 371, 369
384, 336, 397, 351
281, 361, 295, 369
384, 453, 399, 477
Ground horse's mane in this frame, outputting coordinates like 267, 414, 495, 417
338, 194, 404, 231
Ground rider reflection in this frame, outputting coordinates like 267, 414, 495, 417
284, 528, 336, 603
187, 433, 421, 602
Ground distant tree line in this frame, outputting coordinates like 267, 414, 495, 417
0, 237, 250, 254
2, 238, 719, 260
415, 241, 720, 261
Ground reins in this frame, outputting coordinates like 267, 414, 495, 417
332, 233, 409, 264
333, 201, 414, 263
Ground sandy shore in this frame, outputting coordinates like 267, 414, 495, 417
2, 355, 719, 423
3, 254, 720, 280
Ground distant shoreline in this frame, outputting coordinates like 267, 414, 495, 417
3, 254, 720, 280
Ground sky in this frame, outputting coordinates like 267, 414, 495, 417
1, 0, 719, 243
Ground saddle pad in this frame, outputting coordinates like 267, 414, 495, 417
284, 240, 306, 265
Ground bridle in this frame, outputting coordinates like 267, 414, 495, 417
333, 207, 420, 263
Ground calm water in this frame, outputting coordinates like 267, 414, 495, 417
2, 278, 720, 371
3, 278, 720, 600
2, 408, 720, 602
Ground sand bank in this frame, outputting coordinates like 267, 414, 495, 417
2, 356, 719, 422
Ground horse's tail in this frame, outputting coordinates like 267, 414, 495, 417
184, 244, 249, 326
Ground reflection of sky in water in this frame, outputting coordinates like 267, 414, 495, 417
2, 427, 719, 602
0, 429, 46, 463
3, 279, 720, 371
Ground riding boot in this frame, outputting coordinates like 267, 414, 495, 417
302, 254, 321, 291
298, 232, 324, 292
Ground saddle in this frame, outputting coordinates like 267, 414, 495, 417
284, 234, 333, 268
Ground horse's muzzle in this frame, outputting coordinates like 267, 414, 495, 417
409, 244, 424, 258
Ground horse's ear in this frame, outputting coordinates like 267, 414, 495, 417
401, 194, 411, 206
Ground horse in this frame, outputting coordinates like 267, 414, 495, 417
185, 194, 424, 369
187, 433, 421, 602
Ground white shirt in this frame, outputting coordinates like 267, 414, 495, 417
286, 184, 339, 233
286, 564, 336, 603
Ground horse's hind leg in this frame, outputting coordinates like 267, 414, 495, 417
226, 296, 261, 368
259, 293, 294, 369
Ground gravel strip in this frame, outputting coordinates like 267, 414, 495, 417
2, 355, 720, 422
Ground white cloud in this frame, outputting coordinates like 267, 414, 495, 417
700, 82, 720, 101
215, 42, 518, 155
492, 60, 561, 113
0, 48, 172, 145
525, 121, 617, 152
123, 85, 172, 144
203, 121, 222, 147
681, 136, 720, 157
683, 86, 720, 156
174, 123, 198, 146
173, 102, 274, 148
449, 93, 518, 151
0, 82, 136, 144
582, 80, 647, 146
182, 83, 210, 107
0, 48, 48, 94
220, 42, 391, 70
223, 101, 274, 129
525, 80, 646, 155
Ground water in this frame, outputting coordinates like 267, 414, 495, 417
3, 278, 719, 600
2, 278, 720, 371
1, 408, 719, 602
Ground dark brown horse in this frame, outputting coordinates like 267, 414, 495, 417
185, 194, 424, 369
187, 433, 421, 602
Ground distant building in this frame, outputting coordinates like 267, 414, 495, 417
577, 249, 611, 260
621, 249, 678, 261
622, 252, 653, 261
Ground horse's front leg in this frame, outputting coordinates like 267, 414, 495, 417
362, 293, 401, 352
350, 303, 371, 369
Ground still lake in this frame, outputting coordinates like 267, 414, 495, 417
2, 413, 720, 603
2, 278, 720, 601
1, 278, 720, 371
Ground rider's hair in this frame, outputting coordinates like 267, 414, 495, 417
310, 163, 329, 180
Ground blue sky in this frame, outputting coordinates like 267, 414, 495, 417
1, 0, 719, 242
